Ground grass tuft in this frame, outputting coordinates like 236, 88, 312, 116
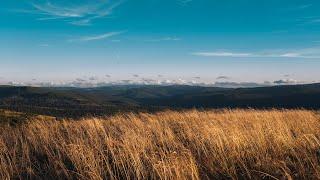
0, 109, 320, 179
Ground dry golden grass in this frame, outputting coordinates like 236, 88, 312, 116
0, 109, 320, 179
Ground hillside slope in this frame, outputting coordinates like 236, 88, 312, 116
0, 83, 320, 117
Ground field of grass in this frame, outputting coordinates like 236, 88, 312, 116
0, 109, 320, 179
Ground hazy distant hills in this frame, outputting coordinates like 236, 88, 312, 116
0, 83, 320, 118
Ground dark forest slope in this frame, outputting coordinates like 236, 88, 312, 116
0, 83, 320, 118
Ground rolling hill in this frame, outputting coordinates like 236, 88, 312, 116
0, 83, 320, 118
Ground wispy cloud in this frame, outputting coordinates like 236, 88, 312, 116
179, 0, 193, 5
68, 31, 125, 42
192, 48, 320, 59
17, 0, 124, 25
145, 37, 181, 42
31, 2, 83, 18
298, 4, 312, 9
308, 18, 320, 23
216, 76, 231, 80
39, 44, 49, 47
286, 4, 313, 11
295, 16, 320, 25
193, 52, 252, 58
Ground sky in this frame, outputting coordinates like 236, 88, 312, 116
1, 0, 320, 87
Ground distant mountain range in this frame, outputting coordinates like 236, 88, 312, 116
0, 83, 320, 118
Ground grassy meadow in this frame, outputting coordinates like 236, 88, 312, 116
0, 109, 320, 179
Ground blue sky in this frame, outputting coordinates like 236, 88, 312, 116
1, 0, 320, 86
